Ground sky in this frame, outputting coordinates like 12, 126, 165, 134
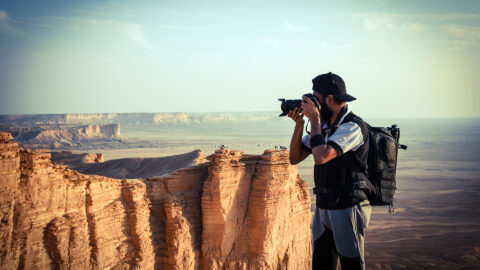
0, 0, 479, 118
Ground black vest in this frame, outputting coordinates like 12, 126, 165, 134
313, 112, 371, 209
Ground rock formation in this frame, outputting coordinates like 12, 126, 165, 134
52, 150, 206, 179
0, 132, 312, 269
202, 149, 312, 269
51, 151, 104, 166
0, 112, 280, 127
0, 124, 124, 150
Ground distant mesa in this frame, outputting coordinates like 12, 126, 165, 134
0, 112, 286, 151
0, 112, 280, 127
0, 123, 126, 150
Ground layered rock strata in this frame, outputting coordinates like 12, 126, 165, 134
0, 113, 278, 127
0, 124, 125, 150
0, 132, 312, 269
0, 132, 19, 269
146, 166, 208, 269
202, 149, 312, 269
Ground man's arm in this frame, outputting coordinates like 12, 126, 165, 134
301, 97, 338, 165
309, 116, 338, 165
288, 107, 310, 165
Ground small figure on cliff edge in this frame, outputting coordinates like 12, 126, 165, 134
288, 72, 371, 270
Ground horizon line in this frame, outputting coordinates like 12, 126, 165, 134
1, 112, 479, 120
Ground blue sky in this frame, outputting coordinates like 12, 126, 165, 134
0, 0, 479, 117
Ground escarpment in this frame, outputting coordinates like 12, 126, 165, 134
0, 124, 124, 150
0, 113, 278, 127
0, 132, 312, 269
202, 149, 312, 269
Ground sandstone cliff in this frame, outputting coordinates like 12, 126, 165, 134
0, 132, 312, 269
202, 149, 312, 269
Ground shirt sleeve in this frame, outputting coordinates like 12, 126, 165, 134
301, 135, 312, 153
327, 122, 364, 155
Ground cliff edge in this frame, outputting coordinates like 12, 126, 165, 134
0, 132, 312, 269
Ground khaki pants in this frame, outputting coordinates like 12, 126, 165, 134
312, 201, 372, 270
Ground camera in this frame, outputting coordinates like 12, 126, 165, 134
278, 93, 318, 117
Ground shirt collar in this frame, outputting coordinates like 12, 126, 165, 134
322, 105, 351, 130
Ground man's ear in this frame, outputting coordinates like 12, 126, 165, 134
325, 94, 332, 105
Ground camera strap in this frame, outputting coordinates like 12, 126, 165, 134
304, 102, 321, 135
305, 119, 310, 135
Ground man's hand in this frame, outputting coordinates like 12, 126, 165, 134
301, 96, 320, 121
287, 107, 305, 125
288, 107, 309, 165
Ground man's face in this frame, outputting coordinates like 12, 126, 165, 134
313, 91, 333, 122
312, 91, 323, 105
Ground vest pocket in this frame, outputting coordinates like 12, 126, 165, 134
352, 172, 372, 199
382, 136, 397, 167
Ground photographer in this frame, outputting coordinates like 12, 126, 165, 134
288, 72, 371, 270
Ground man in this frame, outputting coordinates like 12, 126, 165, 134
288, 72, 372, 270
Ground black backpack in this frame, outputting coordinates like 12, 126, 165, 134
366, 124, 407, 212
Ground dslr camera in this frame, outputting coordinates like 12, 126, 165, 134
278, 93, 318, 117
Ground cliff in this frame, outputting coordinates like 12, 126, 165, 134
0, 132, 312, 269
201, 149, 312, 269
0, 112, 280, 128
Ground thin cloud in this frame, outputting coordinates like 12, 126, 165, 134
352, 12, 480, 22
152, 24, 225, 33
37, 16, 152, 49
0, 10, 7, 20
229, 36, 247, 42
353, 12, 479, 34
359, 14, 430, 33
123, 24, 151, 49
353, 12, 480, 50
153, 8, 230, 19
0, 9, 19, 33
286, 39, 316, 49
362, 16, 393, 32
444, 24, 480, 41
399, 23, 430, 33
38, 15, 224, 35
360, 13, 480, 36
282, 21, 308, 33
419, 13, 480, 21
262, 36, 280, 45
197, 12, 230, 19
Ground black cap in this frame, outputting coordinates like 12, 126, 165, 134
312, 72, 356, 102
